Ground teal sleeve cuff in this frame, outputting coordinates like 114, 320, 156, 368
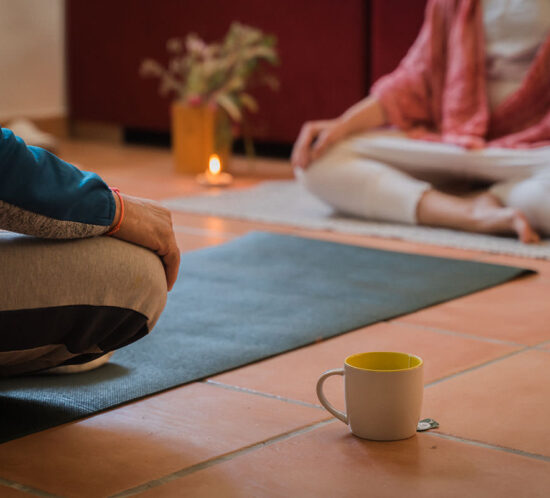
0, 128, 115, 227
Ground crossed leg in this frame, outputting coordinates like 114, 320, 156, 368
0, 234, 167, 377
297, 130, 550, 242
417, 189, 539, 243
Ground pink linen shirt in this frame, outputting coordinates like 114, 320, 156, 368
371, 0, 550, 149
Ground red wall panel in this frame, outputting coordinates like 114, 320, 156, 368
369, 0, 428, 82
67, 0, 369, 143
67, 1, 428, 143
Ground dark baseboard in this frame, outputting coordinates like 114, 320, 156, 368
123, 128, 292, 159
124, 128, 171, 147
232, 139, 292, 159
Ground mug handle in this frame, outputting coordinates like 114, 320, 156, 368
316, 368, 348, 424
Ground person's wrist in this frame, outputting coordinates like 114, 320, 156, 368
106, 188, 124, 236
334, 114, 351, 133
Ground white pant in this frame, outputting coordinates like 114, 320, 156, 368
296, 130, 550, 234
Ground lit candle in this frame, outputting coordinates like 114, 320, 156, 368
209, 154, 221, 176
197, 154, 233, 187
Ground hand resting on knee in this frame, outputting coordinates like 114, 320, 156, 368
108, 192, 180, 291
291, 119, 348, 170
291, 96, 387, 170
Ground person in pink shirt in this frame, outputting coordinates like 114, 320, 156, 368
292, 0, 550, 243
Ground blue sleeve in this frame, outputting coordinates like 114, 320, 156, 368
0, 128, 116, 238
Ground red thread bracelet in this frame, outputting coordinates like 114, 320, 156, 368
106, 187, 124, 236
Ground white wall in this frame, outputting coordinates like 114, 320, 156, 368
0, 0, 65, 121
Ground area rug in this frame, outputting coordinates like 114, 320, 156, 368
164, 180, 550, 259
0, 232, 532, 443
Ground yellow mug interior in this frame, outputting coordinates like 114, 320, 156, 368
345, 352, 422, 372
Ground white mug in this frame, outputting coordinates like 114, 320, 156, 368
316, 351, 423, 441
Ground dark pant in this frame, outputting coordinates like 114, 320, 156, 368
0, 233, 167, 376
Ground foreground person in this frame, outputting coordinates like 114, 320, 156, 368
292, 0, 550, 243
0, 128, 180, 376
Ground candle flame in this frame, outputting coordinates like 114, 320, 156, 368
208, 154, 221, 175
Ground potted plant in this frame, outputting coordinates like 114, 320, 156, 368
140, 22, 279, 174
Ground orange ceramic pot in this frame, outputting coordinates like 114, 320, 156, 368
171, 102, 231, 174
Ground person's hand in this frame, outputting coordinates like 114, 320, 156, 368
291, 118, 348, 170
111, 194, 180, 291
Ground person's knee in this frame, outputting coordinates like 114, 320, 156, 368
138, 248, 168, 330
295, 145, 353, 198
505, 175, 550, 235
55, 236, 168, 335
107, 238, 168, 331
63, 240, 168, 360
0, 236, 169, 375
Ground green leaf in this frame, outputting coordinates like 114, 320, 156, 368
240, 93, 259, 113
216, 93, 242, 122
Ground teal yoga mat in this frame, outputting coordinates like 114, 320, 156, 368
0, 232, 532, 443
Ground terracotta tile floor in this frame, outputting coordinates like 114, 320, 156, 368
0, 486, 32, 498
1, 140, 548, 497
138, 424, 550, 498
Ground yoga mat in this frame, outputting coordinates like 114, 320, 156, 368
0, 232, 532, 443
164, 180, 550, 259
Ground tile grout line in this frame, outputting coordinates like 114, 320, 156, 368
172, 224, 240, 238
425, 336, 550, 388
533, 338, 550, 352
5, 223, 546, 496
203, 380, 324, 409
0, 477, 61, 498
171, 220, 550, 274
2, 317, 538, 495
111, 421, 550, 498
203, 348, 529, 409
205, 347, 537, 410
206, 350, 541, 413
426, 431, 550, 463
110, 419, 335, 498
392, 319, 525, 347
425, 346, 531, 388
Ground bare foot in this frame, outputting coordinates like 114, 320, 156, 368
417, 190, 541, 244
512, 211, 541, 244
471, 193, 540, 243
